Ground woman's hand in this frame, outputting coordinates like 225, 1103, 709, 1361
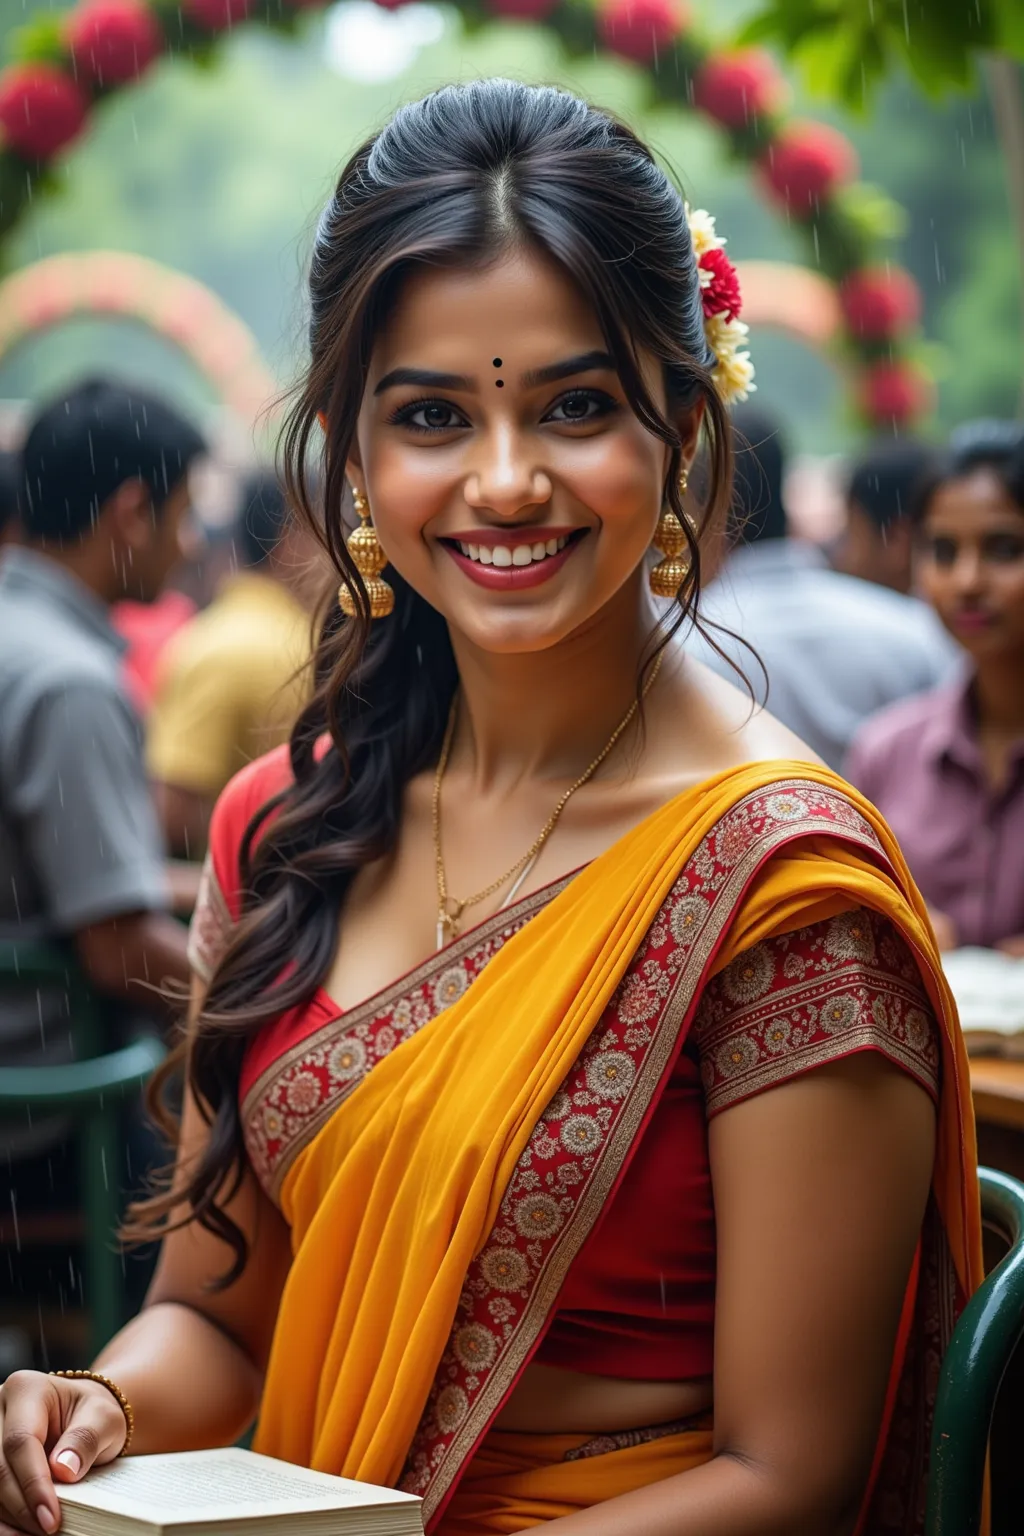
0, 1372, 127, 1535
996, 934, 1024, 958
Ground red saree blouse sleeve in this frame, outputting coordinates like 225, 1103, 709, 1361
186, 744, 295, 982
693, 906, 941, 1116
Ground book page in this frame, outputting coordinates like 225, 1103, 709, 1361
58, 1449, 417, 1523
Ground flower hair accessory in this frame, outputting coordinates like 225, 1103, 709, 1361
686, 205, 756, 405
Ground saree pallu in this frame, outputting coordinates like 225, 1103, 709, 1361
236, 762, 981, 1534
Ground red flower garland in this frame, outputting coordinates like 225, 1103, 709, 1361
693, 49, 784, 129
760, 121, 858, 213
0, 64, 88, 160
598, 0, 687, 65
66, 0, 163, 84
858, 359, 933, 425
184, 0, 253, 30
840, 265, 921, 340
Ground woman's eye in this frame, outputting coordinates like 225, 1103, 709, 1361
928, 537, 957, 568
984, 534, 1024, 563
391, 399, 467, 433
545, 390, 616, 425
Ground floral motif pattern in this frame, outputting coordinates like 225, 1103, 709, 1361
240, 890, 567, 1202
228, 776, 951, 1536
399, 780, 921, 1528
696, 910, 940, 1116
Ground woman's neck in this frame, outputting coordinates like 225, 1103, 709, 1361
447, 587, 658, 793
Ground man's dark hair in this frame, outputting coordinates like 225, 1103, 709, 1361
0, 450, 20, 537
234, 472, 290, 569
729, 406, 787, 545
912, 420, 1024, 525
846, 439, 938, 533
19, 377, 206, 542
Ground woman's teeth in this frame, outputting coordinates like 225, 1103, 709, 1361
457, 536, 569, 567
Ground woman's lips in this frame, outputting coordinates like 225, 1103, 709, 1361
950, 609, 997, 634
442, 531, 585, 590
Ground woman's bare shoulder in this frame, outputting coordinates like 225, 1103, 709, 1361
652, 652, 824, 783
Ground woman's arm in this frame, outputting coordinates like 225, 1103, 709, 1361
548, 1051, 935, 1536
0, 978, 292, 1535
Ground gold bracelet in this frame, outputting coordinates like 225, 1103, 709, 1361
49, 1371, 134, 1456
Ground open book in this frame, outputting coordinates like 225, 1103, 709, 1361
942, 947, 1024, 1057
54, 1448, 423, 1536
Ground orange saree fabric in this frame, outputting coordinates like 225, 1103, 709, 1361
250, 763, 982, 1533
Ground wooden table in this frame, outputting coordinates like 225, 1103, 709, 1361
970, 1057, 1024, 1182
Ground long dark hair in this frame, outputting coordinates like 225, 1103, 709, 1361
127, 79, 735, 1282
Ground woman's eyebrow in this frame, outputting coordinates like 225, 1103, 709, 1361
522, 351, 616, 387
374, 366, 474, 395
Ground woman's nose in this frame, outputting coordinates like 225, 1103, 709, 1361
462, 429, 552, 518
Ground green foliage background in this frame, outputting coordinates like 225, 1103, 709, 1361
0, 0, 1020, 451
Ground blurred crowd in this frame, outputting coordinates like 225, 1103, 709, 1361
0, 375, 1022, 1365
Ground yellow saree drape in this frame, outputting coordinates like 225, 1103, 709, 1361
252, 762, 982, 1530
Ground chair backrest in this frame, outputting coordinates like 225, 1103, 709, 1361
925, 1166, 1024, 1536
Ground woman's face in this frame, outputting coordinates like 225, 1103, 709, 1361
347, 248, 691, 655
917, 469, 1024, 662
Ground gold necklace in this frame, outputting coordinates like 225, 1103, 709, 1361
433, 652, 664, 950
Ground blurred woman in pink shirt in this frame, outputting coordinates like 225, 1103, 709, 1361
846, 425, 1024, 954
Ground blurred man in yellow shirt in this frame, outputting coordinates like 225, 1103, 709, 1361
147, 472, 323, 857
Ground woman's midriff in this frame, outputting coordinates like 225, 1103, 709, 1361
492, 1361, 714, 1434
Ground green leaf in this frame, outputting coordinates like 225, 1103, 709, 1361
8, 14, 70, 67
835, 181, 908, 242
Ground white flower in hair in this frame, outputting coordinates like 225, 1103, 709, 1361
703, 314, 757, 404
685, 205, 726, 258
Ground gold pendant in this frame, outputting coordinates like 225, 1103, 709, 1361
436, 898, 464, 951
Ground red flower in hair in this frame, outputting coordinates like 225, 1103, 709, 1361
699, 246, 742, 321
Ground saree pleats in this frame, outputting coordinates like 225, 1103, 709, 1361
251, 762, 982, 1532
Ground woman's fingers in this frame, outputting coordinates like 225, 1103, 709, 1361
48, 1386, 127, 1485
0, 1377, 60, 1534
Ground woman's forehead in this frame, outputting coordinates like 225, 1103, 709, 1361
369, 251, 605, 380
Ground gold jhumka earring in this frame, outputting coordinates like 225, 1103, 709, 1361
337, 487, 394, 619
649, 469, 693, 600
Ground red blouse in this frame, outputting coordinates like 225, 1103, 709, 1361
190, 748, 941, 1383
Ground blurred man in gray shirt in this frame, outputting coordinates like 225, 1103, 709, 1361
0, 379, 205, 1169
687, 408, 960, 769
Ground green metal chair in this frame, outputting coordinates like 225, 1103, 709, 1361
926, 1166, 1024, 1535
0, 938, 165, 1359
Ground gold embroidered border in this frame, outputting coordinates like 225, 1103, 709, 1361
186, 852, 234, 983
418, 783, 888, 1525
241, 876, 577, 1201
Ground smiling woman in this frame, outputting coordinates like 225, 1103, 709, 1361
0, 79, 984, 1536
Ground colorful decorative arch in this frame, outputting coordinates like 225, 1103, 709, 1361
0, 0, 931, 429
0, 250, 278, 424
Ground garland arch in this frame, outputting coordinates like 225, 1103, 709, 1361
0, 250, 279, 423
0, 0, 932, 429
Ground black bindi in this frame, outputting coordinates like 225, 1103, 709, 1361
492, 357, 502, 367
492, 357, 504, 387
